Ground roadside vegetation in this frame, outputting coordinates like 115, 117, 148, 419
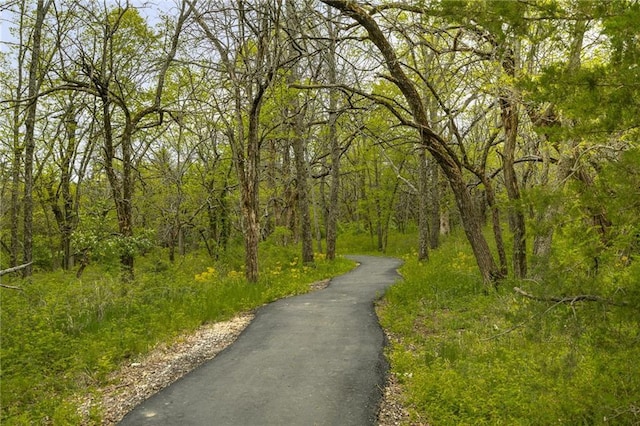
0, 237, 353, 424
379, 229, 640, 425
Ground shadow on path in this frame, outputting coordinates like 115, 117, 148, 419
119, 255, 402, 426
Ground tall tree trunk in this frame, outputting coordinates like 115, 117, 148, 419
500, 96, 527, 278
446, 169, 499, 283
313, 180, 323, 253
292, 111, 314, 263
9, 4, 26, 269
417, 147, 430, 261
481, 174, 507, 275
10, 105, 22, 269
326, 105, 340, 261
427, 157, 440, 250
194, 2, 280, 282
373, 153, 384, 252
22, 0, 49, 277
119, 123, 135, 280
381, 157, 404, 253
325, 6, 340, 260
60, 103, 77, 270
102, 99, 135, 281
500, 51, 527, 279
281, 139, 295, 234
237, 94, 263, 283
284, 1, 314, 263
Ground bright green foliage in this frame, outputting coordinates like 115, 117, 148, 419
379, 230, 639, 425
0, 244, 353, 424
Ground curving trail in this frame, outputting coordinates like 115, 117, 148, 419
119, 255, 402, 426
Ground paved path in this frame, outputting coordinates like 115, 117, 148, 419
119, 255, 402, 426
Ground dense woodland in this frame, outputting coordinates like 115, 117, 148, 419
1, 0, 639, 283
1, 0, 639, 424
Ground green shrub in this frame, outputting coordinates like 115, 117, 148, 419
379, 230, 640, 425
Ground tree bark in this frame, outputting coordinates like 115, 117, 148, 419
481, 174, 508, 275
242, 93, 263, 283
417, 147, 430, 261
427, 155, 440, 250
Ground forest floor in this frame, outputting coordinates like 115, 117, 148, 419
76, 278, 409, 425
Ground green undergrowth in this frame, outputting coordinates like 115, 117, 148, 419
337, 227, 418, 257
0, 242, 353, 424
378, 231, 640, 425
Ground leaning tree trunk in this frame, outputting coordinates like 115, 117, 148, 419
322, 0, 501, 284
445, 168, 500, 283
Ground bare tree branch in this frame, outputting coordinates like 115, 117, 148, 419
0, 262, 33, 277
0, 283, 24, 291
514, 287, 626, 306
290, 82, 416, 128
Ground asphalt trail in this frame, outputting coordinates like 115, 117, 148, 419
119, 255, 402, 426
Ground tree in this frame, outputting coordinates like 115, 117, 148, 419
21, 0, 52, 277
57, 1, 192, 280
435, 0, 539, 278
321, 0, 501, 284
324, 8, 342, 261
284, 1, 316, 264
42, 92, 95, 270
192, 0, 290, 282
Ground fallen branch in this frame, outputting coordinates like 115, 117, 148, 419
0, 283, 24, 291
0, 262, 32, 277
514, 287, 625, 306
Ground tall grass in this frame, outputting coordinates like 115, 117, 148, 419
378, 230, 640, 425
0, 242, 353, 424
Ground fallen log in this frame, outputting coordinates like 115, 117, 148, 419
0, 262, 32, 277
514, 286, 626, 306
